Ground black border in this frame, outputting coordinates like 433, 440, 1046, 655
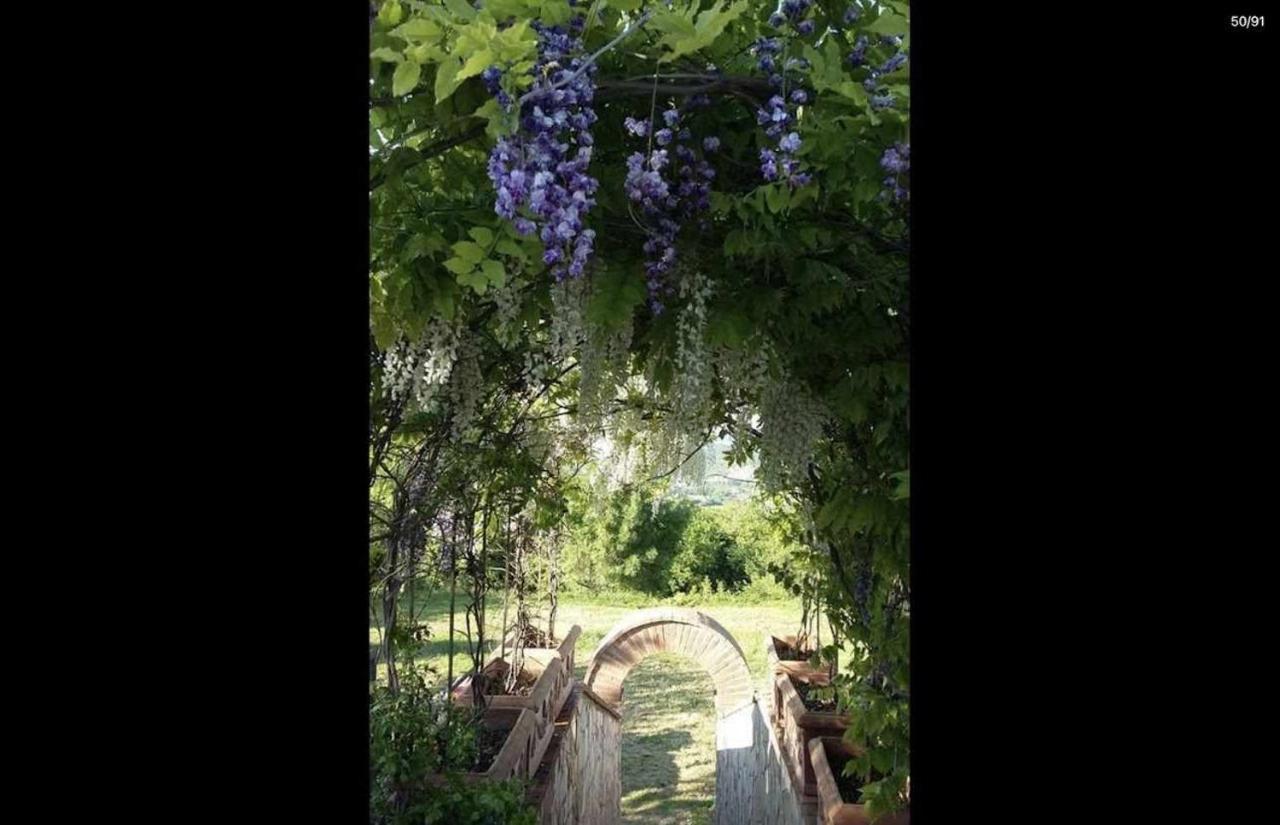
911, 2, 1274, 816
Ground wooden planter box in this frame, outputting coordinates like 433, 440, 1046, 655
766, 634, 831, 724
808, 736, 910, 825
429, 707, 539, 785
450, 654, 571, 774
776, 672, 851, 797
447, 624, 581, 777
766, 634, 833, 684
501, 623, 582, 677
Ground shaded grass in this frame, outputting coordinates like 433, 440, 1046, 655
619, 653, 715, 825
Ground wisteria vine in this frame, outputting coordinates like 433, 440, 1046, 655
623, 100, 718, 313
753, 2, 818, 188
483, 10, 600, 281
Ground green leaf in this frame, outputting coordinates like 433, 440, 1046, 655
402, 233, 433, 260
458, 269, 489, 294
392, 59, 423, 96
880, 66, 909, 86
493, 19, 537, 62
890, 470, 910, 500
377, 1, 403, 28
853, 175, 880, 204
655, 1, 746, 63
475, 97, 513, 140
867, 11, 909, 36
443, 256, 474, 275
457, 48, 493, 82
585, 268, 645, 329
648, 7, 696, 39
707, 312, 751, 347
539, 0, 571, 25
495, 239, 524, 258
836, 81, 869, 106
802, 45, 825, 83
443, 0, 478, 20
816, 499, 839, 529
433, 285, 456, 320
391, 18, 441, 41
452, 240, 485, 263
480, 259, 506, 289
722, 228, 742, 256
486, 0, 531, 19
821, 37, 847, 87
434, 58, 462, 103
481, 0, 521, 16
764, 184, 788, 214
370, 47, 402, 63
790, 181, 818, 210
468, 227, 494, 247
372, 312, 398, 350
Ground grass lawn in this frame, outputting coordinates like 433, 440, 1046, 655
371, 591, 837, 824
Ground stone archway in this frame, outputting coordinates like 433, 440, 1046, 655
584, 607, 754, 716
582, 608, 760, 824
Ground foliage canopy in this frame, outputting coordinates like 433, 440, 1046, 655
370, 0, 909, 817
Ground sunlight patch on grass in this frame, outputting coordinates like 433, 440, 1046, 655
620, 653, 716, 825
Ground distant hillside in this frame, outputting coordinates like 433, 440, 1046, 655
669, 436, 758, 505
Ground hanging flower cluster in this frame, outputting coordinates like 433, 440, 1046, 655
750, 35, 812, 188
880, 141, 910, 203
670, 269, 716, 436
622, 103, 718, 314
860, 34, 909, 111
769, 0, 815, 32
756, 97, 811, 188
444, 335, 484, 439
483, 10, 600, 282
758, 375, 830, 492
382, 322, 460, 411
576, 310, 633, 432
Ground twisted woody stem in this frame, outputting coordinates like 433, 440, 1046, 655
517, 10, 654, 106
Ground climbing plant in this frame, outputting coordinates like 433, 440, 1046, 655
370, 0, 909, 818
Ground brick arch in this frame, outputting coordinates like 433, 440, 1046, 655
583, 607, 754, 718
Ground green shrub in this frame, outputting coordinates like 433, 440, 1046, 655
369, 663, 537, 825
668, 509, 750, 594
562, 485, 804, 599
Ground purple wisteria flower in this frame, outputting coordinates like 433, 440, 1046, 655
621, 102, 719, 311
848, 35, 869, 66
880, 52, 908, 74
624, 116, 649, 137
482, 13, 601, 281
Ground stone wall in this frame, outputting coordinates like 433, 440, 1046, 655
530, 683, 622, 825
534, 689, 803, 825
717, 698, 809, 825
